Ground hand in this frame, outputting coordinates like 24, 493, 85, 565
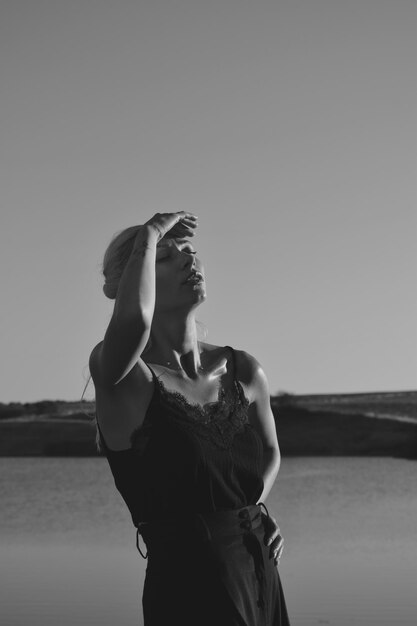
262, 512, 284, 567
145, 212, 198, 242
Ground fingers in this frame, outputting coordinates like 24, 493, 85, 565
169, 223, 197, 238
270, 534, 284, 565
178, 214, 198, 228
170, 213, 198, 237
179, 212, 198, 220
264, 515, 280, 546
174, 211, 198, 224
262, 514, 284, 566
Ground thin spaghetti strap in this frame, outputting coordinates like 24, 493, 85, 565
144, 361, 159, 385
225, 345, 246, 405
143, 361, 163, 402
224, 345, 237, 381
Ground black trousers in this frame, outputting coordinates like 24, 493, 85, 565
137, 504, 291, 626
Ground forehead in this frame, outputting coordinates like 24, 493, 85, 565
157, 237, 191, 248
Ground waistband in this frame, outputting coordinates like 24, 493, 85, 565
136, 502, 271, 559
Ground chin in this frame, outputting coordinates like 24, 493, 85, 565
192, 285, 207, 304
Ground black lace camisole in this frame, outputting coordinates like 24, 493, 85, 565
97, 345, 264, 527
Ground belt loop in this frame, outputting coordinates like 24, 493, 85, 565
136, 525, 148, 559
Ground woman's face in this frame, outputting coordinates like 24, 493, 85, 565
154, 237, 206, 311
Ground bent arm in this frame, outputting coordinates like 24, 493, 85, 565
258, 448, 280, 504
238, 351, 281, 503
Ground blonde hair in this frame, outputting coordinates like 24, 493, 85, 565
102, 225, 142, 299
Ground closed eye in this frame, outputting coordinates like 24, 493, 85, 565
156, 243, 196, 261
182, 244, 197, 255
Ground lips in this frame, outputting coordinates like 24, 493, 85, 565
183, 270, 204, 284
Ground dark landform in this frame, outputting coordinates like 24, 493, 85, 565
1, 391, 416, 459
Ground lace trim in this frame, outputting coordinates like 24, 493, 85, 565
131, 377, 250, 451
157, 376, 239, 419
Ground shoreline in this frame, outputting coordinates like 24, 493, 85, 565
2, 391, 416, 458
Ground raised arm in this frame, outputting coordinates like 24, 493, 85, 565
90, 212, 197, 387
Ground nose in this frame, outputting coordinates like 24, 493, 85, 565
180, 249, 197, 271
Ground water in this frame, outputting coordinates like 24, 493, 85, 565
1, 457, 416, 625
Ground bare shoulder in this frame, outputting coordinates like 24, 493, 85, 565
233, 348, 262, 379
233, 348, 271, 404
200, 342, 267, 403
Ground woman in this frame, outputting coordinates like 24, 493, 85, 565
89, 211, 291, 625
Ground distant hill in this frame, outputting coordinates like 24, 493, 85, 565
272, 390, 417, 422
0, 399, 95, 420
271, 391, 417, 459
1, 391, 416, 458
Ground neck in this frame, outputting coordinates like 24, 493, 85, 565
147, 311, 202, 378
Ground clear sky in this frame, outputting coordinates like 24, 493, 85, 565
1, 0, 415, 402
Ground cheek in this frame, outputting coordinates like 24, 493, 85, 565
155, 269, 175, 291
